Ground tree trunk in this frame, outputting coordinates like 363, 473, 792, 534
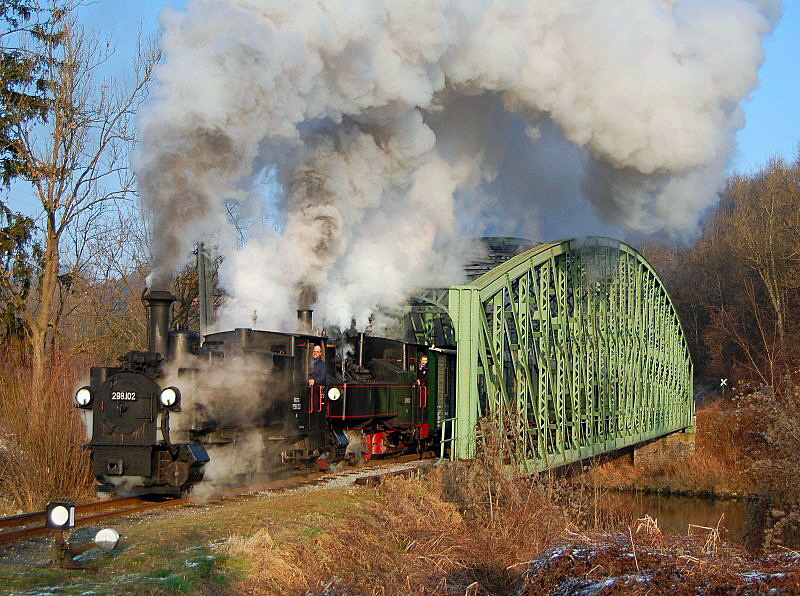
29, 220, 60, 390
29, 325, 47, 390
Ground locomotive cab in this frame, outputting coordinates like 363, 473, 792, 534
198, 328, 334, 460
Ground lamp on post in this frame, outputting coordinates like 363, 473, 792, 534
45, 501, 119, 570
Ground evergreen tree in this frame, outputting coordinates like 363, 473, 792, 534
1, 1, 59, 185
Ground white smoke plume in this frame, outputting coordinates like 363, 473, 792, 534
190, 430, 269, 501
163, 353, 293, 495
164, 353, 281, 433
136, 0, 780, 331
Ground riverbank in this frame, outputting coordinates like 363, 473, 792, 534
223, 469, 799, 594
2, 463, 797, 594
575, 450, 752, 499
517, 527, 800, 594
576, 400, 753, 499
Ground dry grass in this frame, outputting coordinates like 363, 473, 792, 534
222, 459, 800, 594
224, 467, 585, 594
581, 400, 751, 496
223, 421, 627, 595
0, 349, 94, 512
220, 419, 644, 593
518, 519, 800, 595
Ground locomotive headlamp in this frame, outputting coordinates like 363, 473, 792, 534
327, 387, 341, 401
159, 386, 181, 409
74, 386, 92, 408
45, 501, 75, 530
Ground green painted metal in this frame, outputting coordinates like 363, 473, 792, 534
404, 288, 455, 346
447, 237, 694, 468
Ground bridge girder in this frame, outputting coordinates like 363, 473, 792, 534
446, 237, 694, 471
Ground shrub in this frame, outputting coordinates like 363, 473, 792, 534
736, 382, 800, 547
0, 349, 93, 512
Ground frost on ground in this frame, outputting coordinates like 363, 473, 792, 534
518, 531, 800, 594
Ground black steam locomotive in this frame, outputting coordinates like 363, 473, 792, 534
74, 291, 455, 495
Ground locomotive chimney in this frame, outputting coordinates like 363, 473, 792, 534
297, 309, 313, 334
143, 290, 177, 357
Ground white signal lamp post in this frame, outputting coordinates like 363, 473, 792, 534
45, 500, 120, 569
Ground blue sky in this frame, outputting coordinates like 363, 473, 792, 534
731, 2, 800, 172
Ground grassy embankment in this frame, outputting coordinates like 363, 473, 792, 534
3, 463, 798, 594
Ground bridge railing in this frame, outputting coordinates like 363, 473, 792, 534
439, 417, 458, 460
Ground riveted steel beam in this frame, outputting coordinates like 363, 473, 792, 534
447, 237, 694, 469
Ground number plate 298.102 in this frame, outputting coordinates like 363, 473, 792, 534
111, 391, 137, 400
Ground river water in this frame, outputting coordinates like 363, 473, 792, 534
598, 491, 790, 550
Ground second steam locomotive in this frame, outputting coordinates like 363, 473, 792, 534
74, 291, 456, 495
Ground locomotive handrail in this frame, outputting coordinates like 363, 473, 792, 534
414, 380, 428, 408
308, 385, 323, 414
308, 385, 322, 414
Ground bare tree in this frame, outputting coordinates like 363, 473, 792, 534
648, 154, 800, 387
59, 205, 151, 362
0, 2, 159, 385
727, 160, 800, 361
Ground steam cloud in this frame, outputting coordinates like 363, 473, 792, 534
163, 354, 289, 495
136, 0, 780, 331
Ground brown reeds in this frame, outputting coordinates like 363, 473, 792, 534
223, 420, 624, 594
0, 349, 93, 512
579, 399, 751, 496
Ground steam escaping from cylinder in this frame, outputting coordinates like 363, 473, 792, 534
136, 0, 780, 331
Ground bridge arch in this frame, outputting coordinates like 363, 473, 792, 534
446, 237, 694, 470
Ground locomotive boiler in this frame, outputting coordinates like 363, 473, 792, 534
74, 290, 455, 496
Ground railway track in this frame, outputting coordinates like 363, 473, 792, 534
0, 454, 438, 547
0, 497, 188, 546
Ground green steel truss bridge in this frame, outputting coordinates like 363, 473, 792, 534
408, 237, 694, 472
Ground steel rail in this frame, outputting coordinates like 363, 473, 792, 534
0, 453, 437, 547
0, 497, 186, 546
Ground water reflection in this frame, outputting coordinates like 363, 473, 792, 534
598, 492, 777, 550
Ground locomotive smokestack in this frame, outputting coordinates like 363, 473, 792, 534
297, 309, 312, 334
143, 290, 177, 358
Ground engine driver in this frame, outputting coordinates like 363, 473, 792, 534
308, 344, 326, 387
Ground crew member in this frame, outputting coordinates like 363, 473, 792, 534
417, 353, 429, 384
308, 344, 326, 387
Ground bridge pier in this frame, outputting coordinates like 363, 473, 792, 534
632, 430, 696, 469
